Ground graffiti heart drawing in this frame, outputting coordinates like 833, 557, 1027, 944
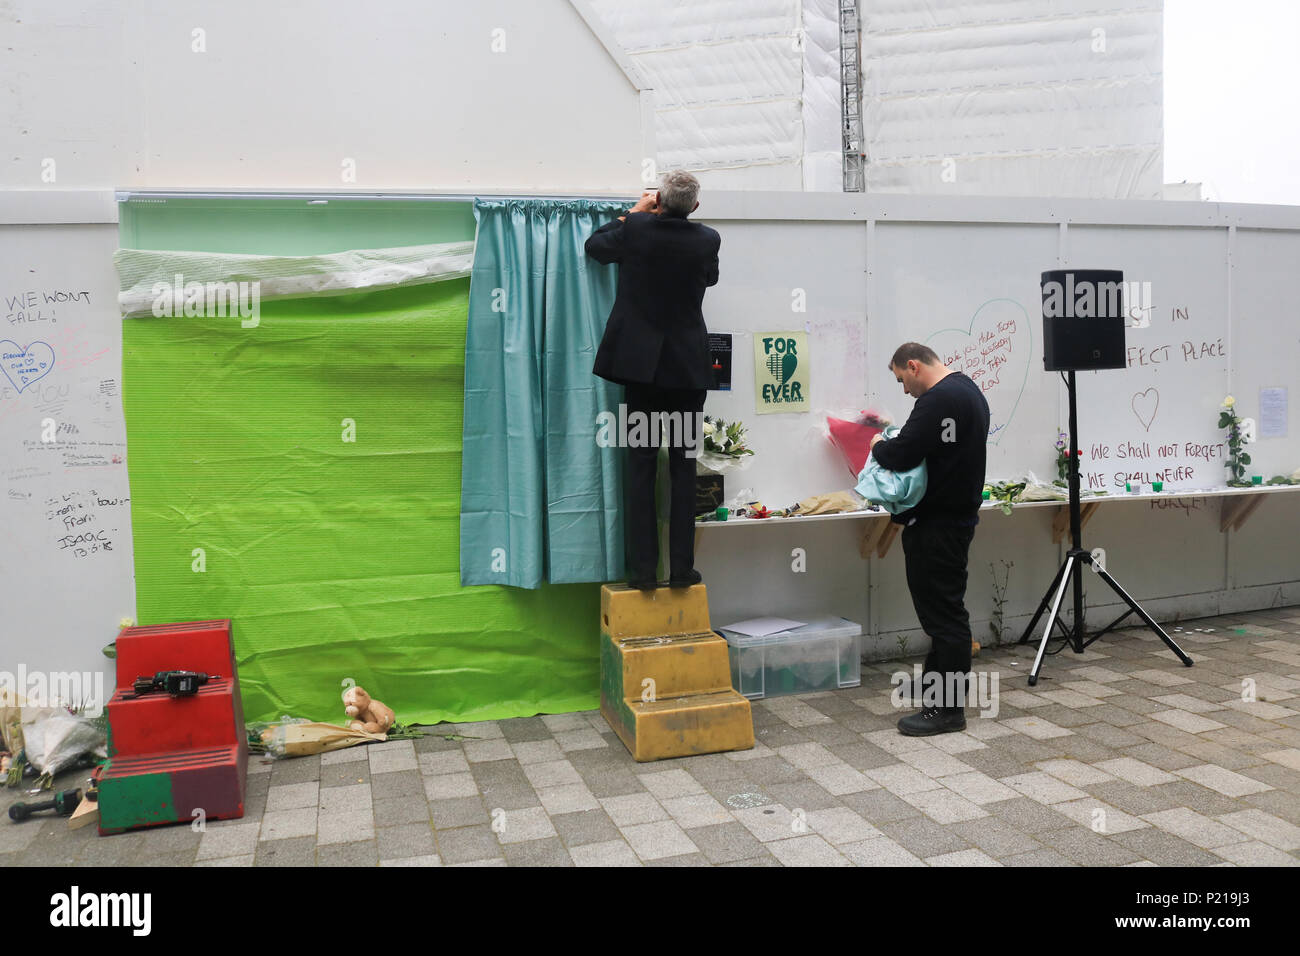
0, 340, 56, 393
1131, 387, 1159, 431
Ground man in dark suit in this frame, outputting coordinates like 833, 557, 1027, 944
585, 170, 720, 590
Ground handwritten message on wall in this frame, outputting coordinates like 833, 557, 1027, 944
1079, 305, 1231, 491
926, 298, 1030, 444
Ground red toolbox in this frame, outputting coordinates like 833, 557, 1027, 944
97, 619, 248, 834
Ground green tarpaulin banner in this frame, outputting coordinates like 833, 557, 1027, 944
122, 277, 601, 725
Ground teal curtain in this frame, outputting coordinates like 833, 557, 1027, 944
461, 199, 628, 588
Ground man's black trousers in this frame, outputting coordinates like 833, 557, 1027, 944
623, 382, 706, 582
901, 518, 977, 710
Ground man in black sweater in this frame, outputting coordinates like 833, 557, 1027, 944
585, 170, 720, 591
870, 342, 991, 735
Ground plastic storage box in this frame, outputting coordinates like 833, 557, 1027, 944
719, 617, 863, 700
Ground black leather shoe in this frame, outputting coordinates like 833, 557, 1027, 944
627, 578, 660, 592
668, 569, 703, 588
897, 706, 966, 737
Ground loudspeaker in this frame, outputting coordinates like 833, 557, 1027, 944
1041, 269, 1127, 371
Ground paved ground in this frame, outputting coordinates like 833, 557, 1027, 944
4, 606, 1300, 866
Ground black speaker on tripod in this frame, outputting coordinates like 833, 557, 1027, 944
1041, 269, 1127, 371
1018, 269, 1192, 683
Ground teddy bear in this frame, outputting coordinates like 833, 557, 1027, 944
341, 685, 395, 735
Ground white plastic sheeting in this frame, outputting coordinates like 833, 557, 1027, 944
863, 0, 1164, 198
801, 0, 846, 190
588, 0, 820, 189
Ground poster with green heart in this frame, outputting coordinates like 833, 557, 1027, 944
753, 331, 810, 413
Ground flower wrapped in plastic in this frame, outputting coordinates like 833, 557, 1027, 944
248, 717, 386, 759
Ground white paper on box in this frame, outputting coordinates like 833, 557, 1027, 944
720, 616, 806, 638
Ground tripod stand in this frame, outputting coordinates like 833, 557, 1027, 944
1017, 370, 1193, 685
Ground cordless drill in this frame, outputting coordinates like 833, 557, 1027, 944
129, 670, 220, 698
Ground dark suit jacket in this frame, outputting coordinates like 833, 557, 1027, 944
585, 210, 720, 390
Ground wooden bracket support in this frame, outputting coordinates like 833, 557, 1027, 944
1220, 494, 1265, 532
858, 515, 889, 558
1051, 501, 1100, 544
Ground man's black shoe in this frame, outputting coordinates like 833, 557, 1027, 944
627, 578, 660, 592
897, 706, 966, 737
668, 569, 703, 588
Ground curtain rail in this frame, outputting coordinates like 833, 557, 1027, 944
115, 189, 636, 203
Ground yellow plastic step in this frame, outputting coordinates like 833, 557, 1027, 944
600, 630, 732, 702
600, 583, 711, 639
600, 689, 754, 762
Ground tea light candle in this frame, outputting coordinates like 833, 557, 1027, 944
1152, 481, 1164, 492
1251, 475, 1263, 485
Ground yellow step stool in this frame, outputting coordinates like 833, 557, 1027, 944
599, 584, 754, 761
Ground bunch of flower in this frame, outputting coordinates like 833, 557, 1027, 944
702, 416, 754, 459
1218, 395, 1251, 486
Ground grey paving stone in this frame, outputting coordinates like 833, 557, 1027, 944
827, 740, 903, 771
435, 824, 506, 865
374, 796, 433, 827
644, 852, 713, 866
767, 833, 853, 866
1000, 847, 1080, 866
318, 809, 374, 845
839, 836, 925, 866
951, 818, 1044, 858
254, 835, 316, 867
549, 808, 622, 847
1232, 762, 1300, 792
370, 769, 426, 798
581, 767, 648, 799
800, 722, 868, 747
731, 756, 807, 786
320, 761, 370, 789
1212, 841, 1299, 866
877, 816, 972, 858
502, 835, 574, 866
687, 821, 771, 864
499, 716, 554, 742
1122, 742, 1202, 772
269, 755, 321, 784
837, 787, 923, 825
139, 824, 203, 853
427, 796, 487, 829
678, 753, 749, 784
1034, 826, 1143, 865
766, 780, 841, 813
412, 731, 463, 753
1243, 790, 1300, 825
474, 782, 540, 812
267, 781, 319, 811
568, 839, 641, 866
1147, 780, 1248, 817
621, 820, 700, 860
1109, 827, 1228, 866
376, 822, 436, 860
318, 840, 379, 867
984, 796, 1079, 834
